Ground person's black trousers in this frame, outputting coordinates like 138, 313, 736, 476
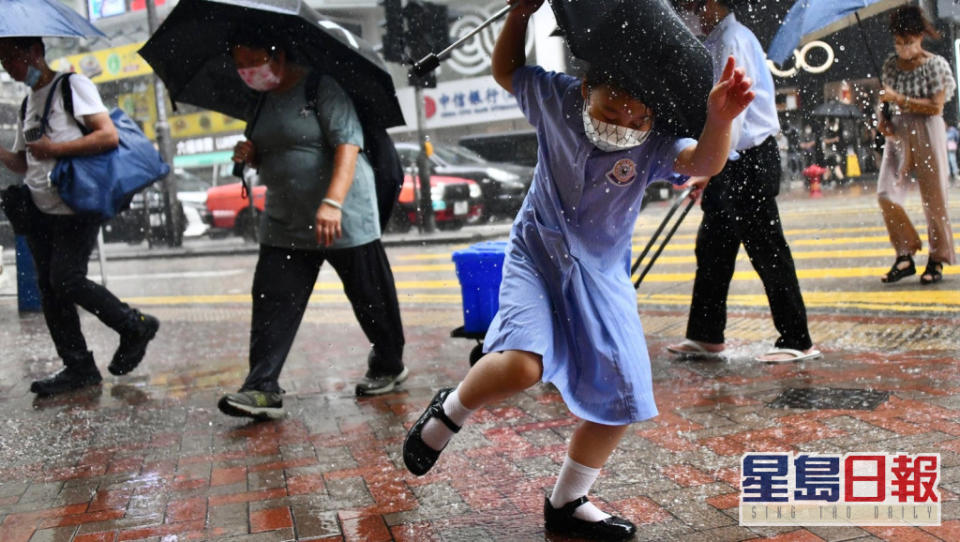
243, 240, 405, 393
25, 213, 137, 368
686, 137, 812, 351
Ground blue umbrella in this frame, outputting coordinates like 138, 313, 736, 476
0, 0, 106, 39
768, 0, 908, 66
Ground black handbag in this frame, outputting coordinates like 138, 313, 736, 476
0, 184, 40, 235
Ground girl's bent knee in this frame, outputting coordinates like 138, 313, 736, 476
504, 350, 543, 388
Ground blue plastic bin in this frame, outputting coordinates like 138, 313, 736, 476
452, 241, 507, 334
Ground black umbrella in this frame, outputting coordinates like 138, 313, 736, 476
811, 101, 863, 118
138, 0, 404, 128
549, 0, 714, 138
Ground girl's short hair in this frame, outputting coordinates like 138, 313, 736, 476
581, 62, 635, 98
889, 6, 939, 39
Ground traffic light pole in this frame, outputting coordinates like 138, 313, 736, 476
145, 0, 182, 247
414, 86, 434, 233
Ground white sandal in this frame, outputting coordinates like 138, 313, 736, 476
666, 339, 724, 360
755, 348, 822, 363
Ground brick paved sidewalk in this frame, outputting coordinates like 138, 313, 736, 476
0, 306, 958, 542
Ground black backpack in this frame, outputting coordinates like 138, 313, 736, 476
304, 71, 403, 231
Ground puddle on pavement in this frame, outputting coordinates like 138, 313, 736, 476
766, 387, 890, 410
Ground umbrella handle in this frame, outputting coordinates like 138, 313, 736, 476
410, 3, 515, 77
630, 185, 694, 276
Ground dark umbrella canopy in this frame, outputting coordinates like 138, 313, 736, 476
139, 0, 404, 128
549, 0, 713, 138
0, 0, 107, 39
811, 101, 863, 118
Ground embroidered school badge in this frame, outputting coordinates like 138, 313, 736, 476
606, 158, 637, 186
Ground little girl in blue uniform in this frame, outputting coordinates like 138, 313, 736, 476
403, 0, 755, 538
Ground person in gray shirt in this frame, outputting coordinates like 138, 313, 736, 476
217, 31, 406, 421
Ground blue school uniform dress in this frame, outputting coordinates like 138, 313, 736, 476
482, 66, 695, 425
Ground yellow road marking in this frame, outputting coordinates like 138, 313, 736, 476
126, 288, 959, 314
630, 224, 890, 242
631, 264, 959, 282
640, 291, 960, 313
378, 263, 960, 282
631, 247, 933, 266
314, 280, 459, 290
631, 232, 960, 253
390, 264, 457, 272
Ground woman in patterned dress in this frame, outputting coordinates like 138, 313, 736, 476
877, 5, 956, 284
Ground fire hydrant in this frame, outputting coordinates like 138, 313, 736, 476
803, 164, 825, 198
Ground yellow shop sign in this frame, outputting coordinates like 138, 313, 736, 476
169, 112, 245, 139
51, 43, 152, 83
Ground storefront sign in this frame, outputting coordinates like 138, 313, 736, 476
954, 39, 960, 119
89, 0, 167, 20
445, 2, 534, 76
175, 134, 245, 157
88, 0, 125, 20
767, 41, 835, 78
170, 112, 245, 140
394, 75, 523, 131
51, 43, 152, 84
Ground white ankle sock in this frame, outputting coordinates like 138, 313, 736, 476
549, 456, 611, 522
421, 386, 474, 451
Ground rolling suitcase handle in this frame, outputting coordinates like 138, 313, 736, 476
631, 185, 696, 289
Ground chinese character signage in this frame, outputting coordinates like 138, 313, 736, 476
740, 452, 940, 526
51, 43, 152, 84
394, 75, 523, 131
89, 0, 167, 20
88, 0, 126, 20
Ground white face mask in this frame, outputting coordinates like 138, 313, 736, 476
237, 62, 282, 91
582, 104, 651, 152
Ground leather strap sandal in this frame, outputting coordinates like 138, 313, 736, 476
403, 388, 458, 476
881, 255, 915, 283
920, 261, 943, 285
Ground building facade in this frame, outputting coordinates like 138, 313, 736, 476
3, 0, 960, 174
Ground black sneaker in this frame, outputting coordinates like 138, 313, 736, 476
30, 367, 102, 397
217, 390, 284, 420
108, 311, 159, 376
355, 366, 409, 396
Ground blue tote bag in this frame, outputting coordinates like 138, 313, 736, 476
37, 74, 169, 220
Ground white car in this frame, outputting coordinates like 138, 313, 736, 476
172, 169, 211, 238
102, 169, 212, 243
